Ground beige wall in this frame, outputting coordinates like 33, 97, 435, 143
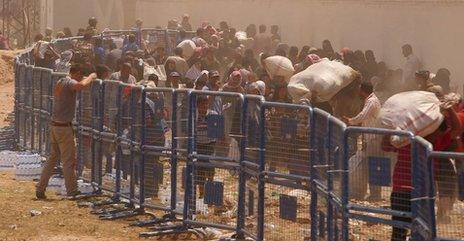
51, 0, 126, 34
137, 0, 464, 93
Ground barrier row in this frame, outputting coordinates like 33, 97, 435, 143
13, 39, 464, 241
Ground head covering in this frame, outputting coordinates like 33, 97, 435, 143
170, 71, 181, 77
340, 47, 351, 56
248, 81, 266, 96
306, 54, 321, 64
138, 80, 156, 89
209, 70, 220, 78
226, 71, 242, 88
415, 70, 430, 80
309, 47, 318, 54
232, 71, 241, 78
441, 92, 461, 109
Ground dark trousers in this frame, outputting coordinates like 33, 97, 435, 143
391, 192, 411, 241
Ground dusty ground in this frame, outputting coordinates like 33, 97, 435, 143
0, 172, 150, 241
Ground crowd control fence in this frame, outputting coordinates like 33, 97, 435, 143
11, 36, 464, 241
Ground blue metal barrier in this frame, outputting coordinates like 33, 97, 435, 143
184, 90, 244, 233
258, 101, 313, 241
137, 87, 177, 223
310, 108, 331, 241
428, 151, 464, 241
237, 95, 264, 240
343, 127, 415, 241
327, 116, 347, 241
39, 69, 52, 156
411, 136, 434, 241
15, 63, 26, 149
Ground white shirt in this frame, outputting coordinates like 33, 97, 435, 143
349, 93, 381, 128
402, 54, 420, 88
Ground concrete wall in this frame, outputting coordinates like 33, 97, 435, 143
50, 0, 126, 34
136, 0, 464, 92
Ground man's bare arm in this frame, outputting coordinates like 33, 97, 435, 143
73, 73, 97, 91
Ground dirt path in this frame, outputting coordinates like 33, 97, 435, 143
0, 172, 152, 241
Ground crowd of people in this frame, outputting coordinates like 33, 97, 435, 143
32, 15, 463, 241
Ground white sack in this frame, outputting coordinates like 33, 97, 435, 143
235, 31, 254, 49
287, 59, 357, 102
143, 64, 166, 81
166, 56, 189, 77
264, 56, 295, 81
177, 40, 196, 59
379, 91, 444, 148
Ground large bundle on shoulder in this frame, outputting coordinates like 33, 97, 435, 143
235, 31, 254, 49
378, 91, 444, 148
287, 59, 359, 102
264, 56, 295, 81
166, 55, 189, 77
176, 40, 196, 59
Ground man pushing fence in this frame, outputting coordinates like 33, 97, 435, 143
36, 64, 97, 199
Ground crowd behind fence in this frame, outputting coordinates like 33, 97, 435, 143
12, 34, 464, 241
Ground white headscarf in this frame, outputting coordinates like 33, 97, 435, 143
248, 80, 266, 96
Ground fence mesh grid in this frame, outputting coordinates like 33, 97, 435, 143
142, 88, 173, 211
431, 152, 464, 240
100, 81, 119, 193
186, 92, 243, 230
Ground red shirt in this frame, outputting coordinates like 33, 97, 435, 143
390, 145, 412, 193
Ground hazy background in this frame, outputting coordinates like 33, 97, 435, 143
49, 0, 464, 93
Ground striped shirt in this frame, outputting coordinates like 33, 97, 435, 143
349, 93, 381, 128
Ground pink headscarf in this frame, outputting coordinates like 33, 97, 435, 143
306, 54, 322, 64
340, 47, 352, 56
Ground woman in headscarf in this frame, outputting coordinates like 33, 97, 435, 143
216, 71, 245, 157
365, 50, 378, 81
297, 46, 310, 63
294, 53, 322, 73
322, 40, 335, 60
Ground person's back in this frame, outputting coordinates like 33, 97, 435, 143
402, 44, 420, 91
253, 25, 271, 55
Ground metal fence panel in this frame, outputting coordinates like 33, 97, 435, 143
16, 63, 27, 148
140, 87, 174, 214
77, 81, 101, 185
259, 102, 313, 241
327, 116, 347, 241
39, 69, 52, 156
99, 80, 120, 195
344, 127, 414, 241
310, 108, 330, 241
238, 96, 264, 240
31, 67, 43, 152
183, 91, 243, 233
429, 151, 464, 240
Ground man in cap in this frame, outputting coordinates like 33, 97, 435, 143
36, 64, 97, 199
167, 72, 181, 88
